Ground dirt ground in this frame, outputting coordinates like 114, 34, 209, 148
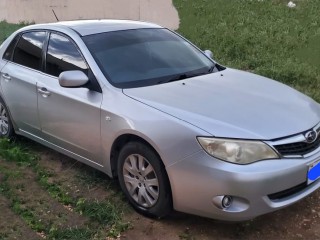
1, 142, 320, 240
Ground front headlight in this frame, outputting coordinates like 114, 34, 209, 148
197, 137, 279, 164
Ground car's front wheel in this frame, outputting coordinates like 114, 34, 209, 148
117, 141, 172, 218
0, 98, 14, 138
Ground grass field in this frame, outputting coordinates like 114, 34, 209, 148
0, 21, 25, 44
174, 0, 320, 101
0, 0, 320, 239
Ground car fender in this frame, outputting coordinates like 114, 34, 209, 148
99, 88, 207, 177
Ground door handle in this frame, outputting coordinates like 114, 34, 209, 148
38, 87, 51, 97
2, 73, 11, 81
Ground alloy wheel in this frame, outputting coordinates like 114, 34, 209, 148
0, 103, 9, 136
122, 154, 159, 208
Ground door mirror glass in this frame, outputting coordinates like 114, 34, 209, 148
59, 70, 89, 88
204, 49, 214, 59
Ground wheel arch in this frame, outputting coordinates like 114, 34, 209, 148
110, 133, 165, 178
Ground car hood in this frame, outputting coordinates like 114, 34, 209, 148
123, 68, 320, 140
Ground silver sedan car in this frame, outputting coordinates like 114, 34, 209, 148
1, 20, 320, 221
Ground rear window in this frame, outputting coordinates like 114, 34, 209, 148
12, 31, 46, 71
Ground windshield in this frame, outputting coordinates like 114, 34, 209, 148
83, 28, 215, 88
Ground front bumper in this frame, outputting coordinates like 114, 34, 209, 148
166, 149, 320, 221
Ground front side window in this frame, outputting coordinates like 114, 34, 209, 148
12, 31, 46, 71
83, 28, 215, 88
45, 33, 88, 77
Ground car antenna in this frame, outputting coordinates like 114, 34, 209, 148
52, 9, 59, 22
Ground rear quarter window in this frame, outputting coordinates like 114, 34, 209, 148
3, 34, 20, 61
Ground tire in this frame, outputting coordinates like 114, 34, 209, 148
0, 97, 14, 138
117, 141, 172, 218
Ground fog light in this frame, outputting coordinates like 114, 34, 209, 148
212, 195, 233, 209
222, 195, 233, 208
212, 195, 249, 212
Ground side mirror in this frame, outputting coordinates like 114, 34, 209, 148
204, 49, 214, 59
59, 70, 89, 88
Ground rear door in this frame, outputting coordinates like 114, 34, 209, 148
37, 32, 103, 164
0, 31, 47, 135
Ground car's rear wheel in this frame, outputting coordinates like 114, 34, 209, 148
0, 98, 14, 138
117, 141, 172, 218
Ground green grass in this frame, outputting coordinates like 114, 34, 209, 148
75, 199, 119, 225
0, 170, 47, 232
0, 139, 37, 166
0, 139, 129, 239
0, 21, 26, 44
36, 168, 74, 205
48, 227, 94, 240
173, 0, 320, 101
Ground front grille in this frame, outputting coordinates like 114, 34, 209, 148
268, 182, 307, 200
273, 126, 320, 156
274, 136, 320, 156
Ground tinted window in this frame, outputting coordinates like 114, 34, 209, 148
13, 31, 46, 70
3, 34, 20, 61
83, 28, 215, 88
45, 33, 88, 77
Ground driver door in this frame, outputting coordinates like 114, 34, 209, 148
37, 32, 103, 164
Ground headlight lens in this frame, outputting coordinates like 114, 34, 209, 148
197, 137, 279, 164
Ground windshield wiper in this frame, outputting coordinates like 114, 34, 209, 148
167, 74, 189, 82
157, 74, 188, 84
157, 65, 216, 84
208, 64, 215, 73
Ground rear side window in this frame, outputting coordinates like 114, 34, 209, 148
3, 34, 20, 61
12, 31, 46, 71
45, 33, 88, 77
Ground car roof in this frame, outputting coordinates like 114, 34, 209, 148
21, 20, 162, 36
